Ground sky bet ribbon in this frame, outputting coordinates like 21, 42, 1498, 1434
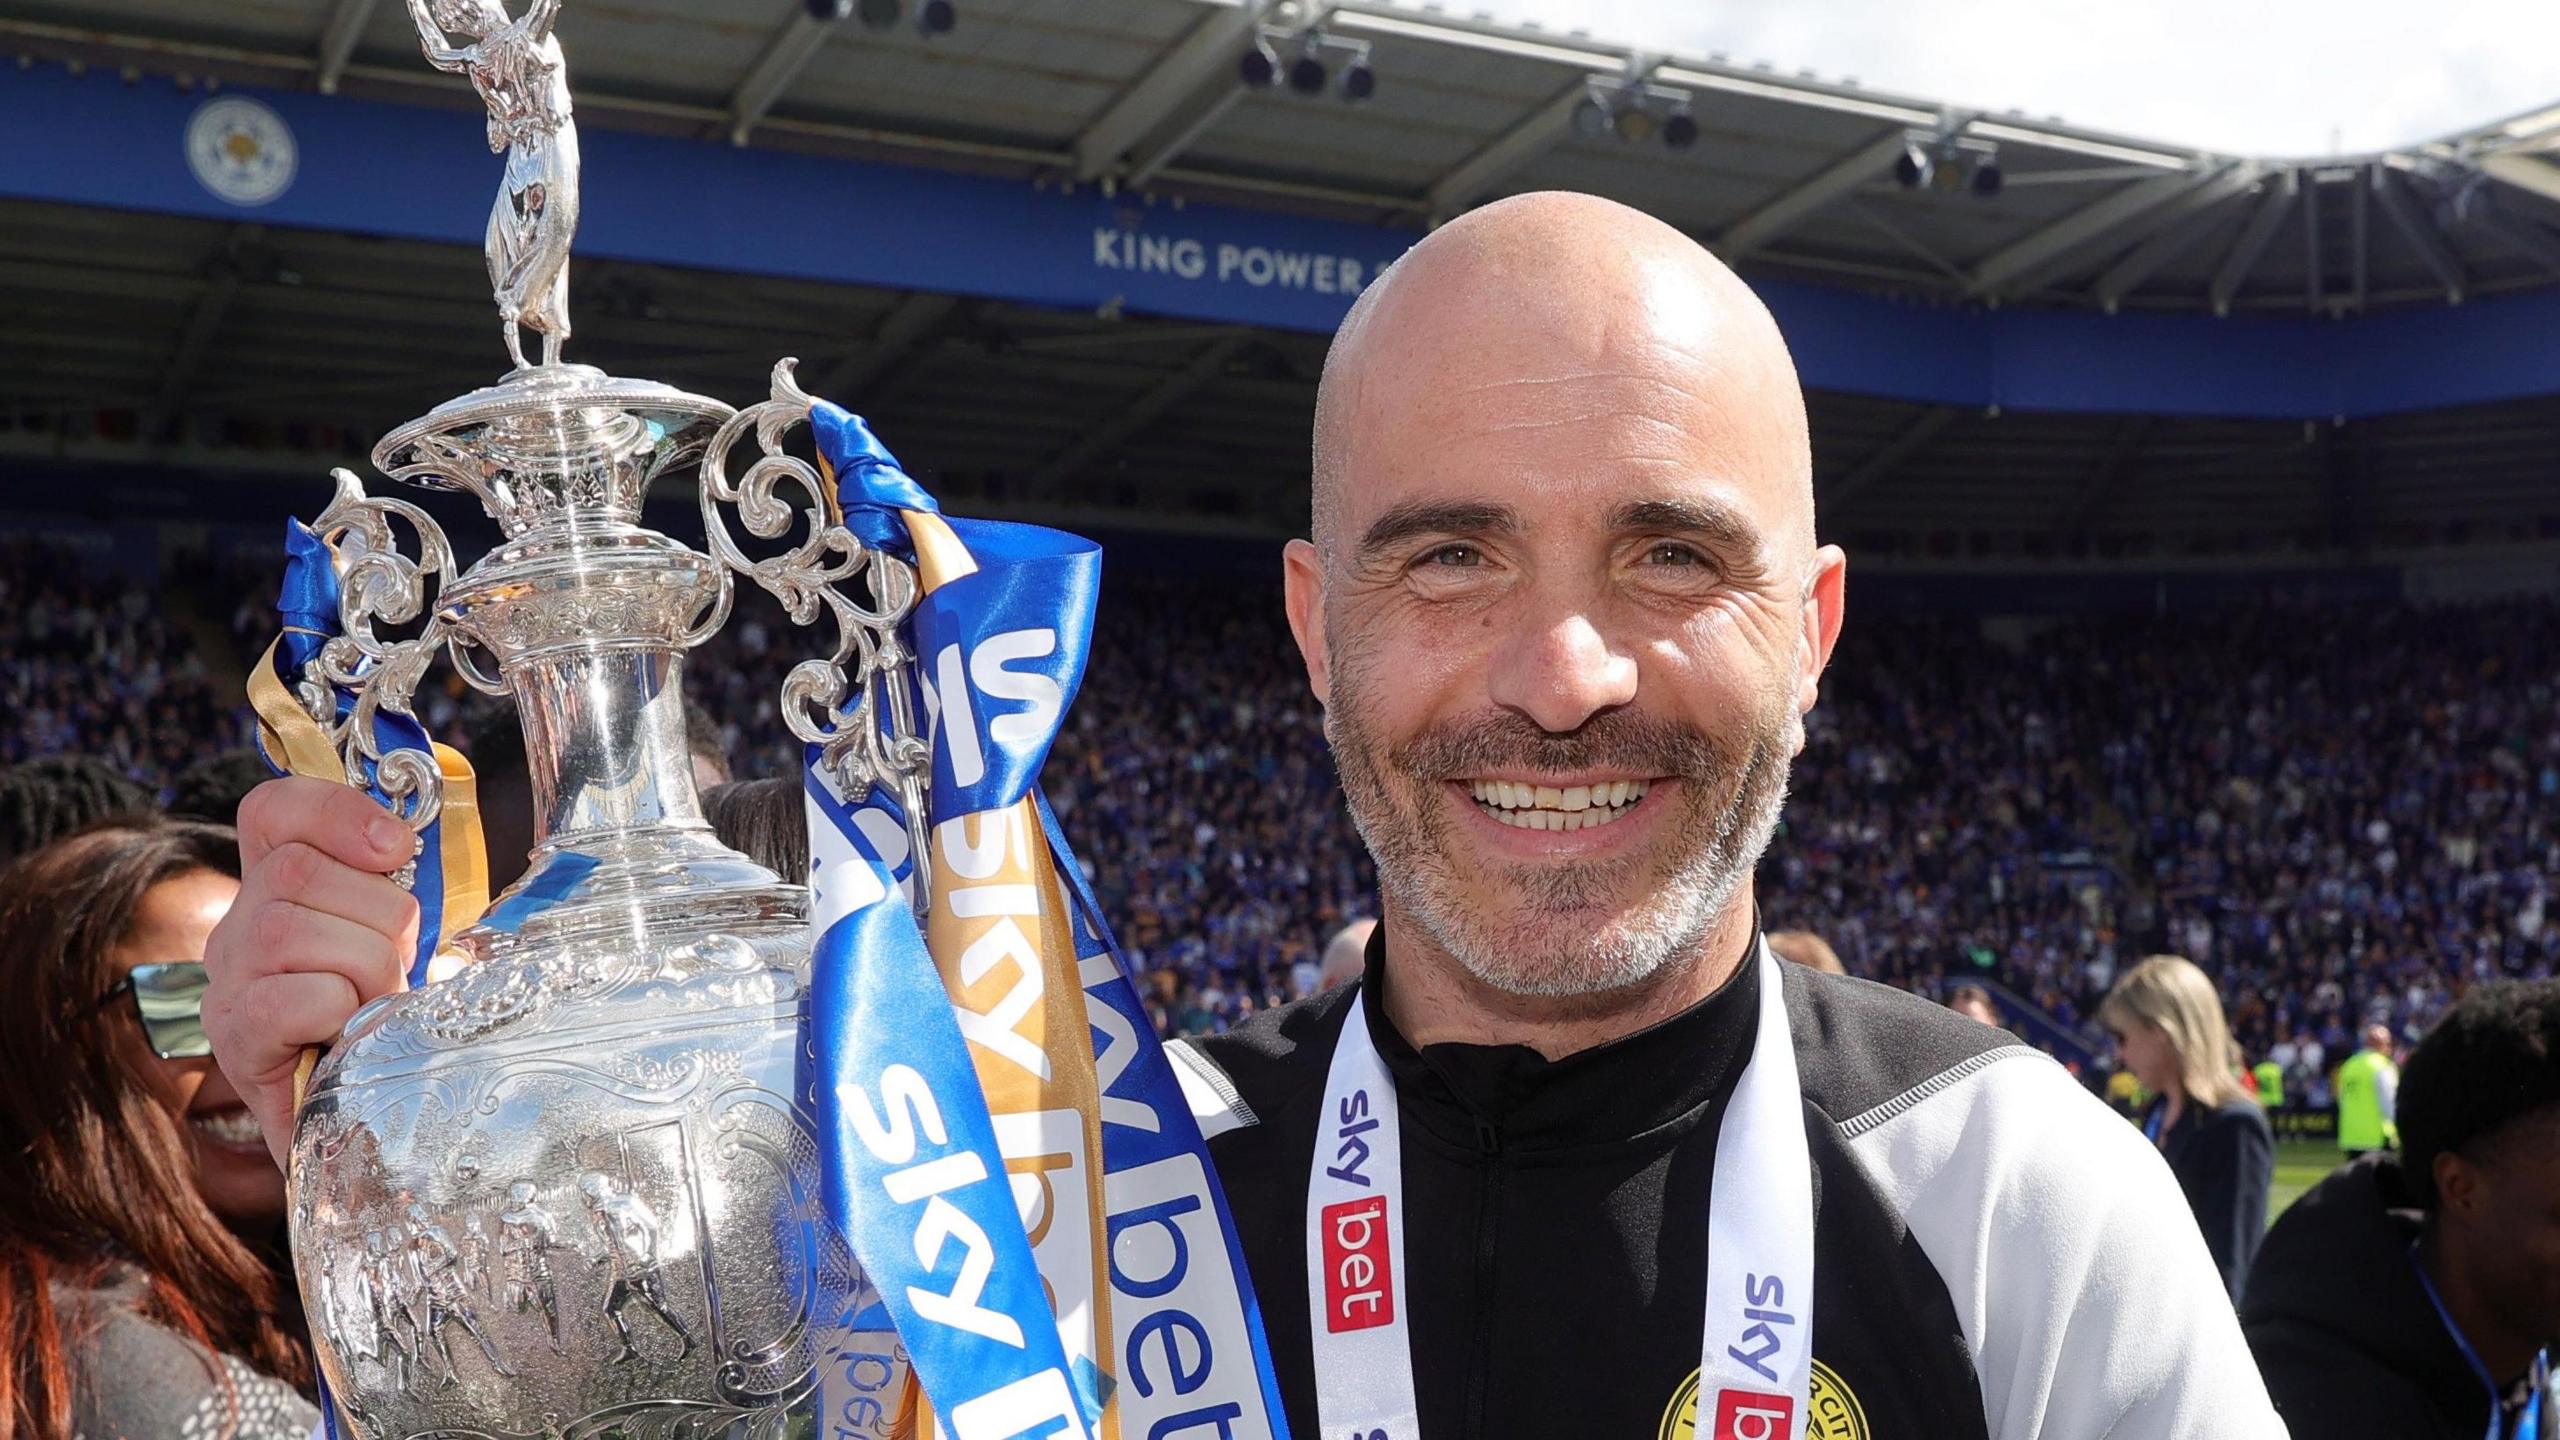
808, 402, 1288, 1440
807, 402, 1112, 1440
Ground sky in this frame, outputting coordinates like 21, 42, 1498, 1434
1483, 0, 2560, 157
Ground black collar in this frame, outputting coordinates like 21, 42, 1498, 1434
1355, 921, 1761, 1157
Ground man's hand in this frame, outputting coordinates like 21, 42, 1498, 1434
204, 776, 424, 1169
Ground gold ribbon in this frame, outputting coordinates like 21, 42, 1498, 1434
902, 509, 1120, 1440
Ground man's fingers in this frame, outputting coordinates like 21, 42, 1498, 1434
236, 774, 418, 875
212, 971, 362, 1170
236, 841, 422, 949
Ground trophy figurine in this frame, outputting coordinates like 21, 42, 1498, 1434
280, 4, 926, 1434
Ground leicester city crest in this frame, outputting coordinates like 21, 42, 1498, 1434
185, 96, 297, 207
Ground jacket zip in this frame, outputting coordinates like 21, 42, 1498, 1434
1463, 1115, 1502, 1436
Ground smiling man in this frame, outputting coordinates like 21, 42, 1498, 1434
1164, 191, 2283, 1439
200, 192, 2279, 1438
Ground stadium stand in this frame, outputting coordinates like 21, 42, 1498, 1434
8, 531, 2552, 1064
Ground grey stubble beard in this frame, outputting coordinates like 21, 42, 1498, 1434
1323, 626, 1797, 1001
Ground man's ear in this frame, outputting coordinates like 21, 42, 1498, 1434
2433, 1149, 2483, 1215
1795, 543, 1848, 716
1282, 538, 1331, 706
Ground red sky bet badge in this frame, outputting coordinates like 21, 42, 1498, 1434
1321, 1195, 1394, 1331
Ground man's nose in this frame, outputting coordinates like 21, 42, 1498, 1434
1485, 605, 1639, 733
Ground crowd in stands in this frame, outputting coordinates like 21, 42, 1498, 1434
7, 536, 2557, 1064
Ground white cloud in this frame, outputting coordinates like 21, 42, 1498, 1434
1477, 0, 2560, 156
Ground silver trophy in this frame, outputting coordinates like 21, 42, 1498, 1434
286, 4, 927, 1434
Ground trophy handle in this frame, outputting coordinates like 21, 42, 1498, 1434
699, 360, 934, 889
305, 468, 474, 878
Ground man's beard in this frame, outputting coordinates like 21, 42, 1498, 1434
1326, 649, 1795, 1001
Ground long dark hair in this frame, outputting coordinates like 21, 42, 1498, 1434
0, 819, 313, 1435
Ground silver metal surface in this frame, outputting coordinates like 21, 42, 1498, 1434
289, 6, 925, 1437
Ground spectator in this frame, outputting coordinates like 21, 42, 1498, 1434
2339, 1020, 2403, 1160
703, 776, 808, 881
167, 746, 275, 828
2100, 954, 2276, 1301
1767, 928, 1846, 975
1317, 918, 1375, 992
0, 819, 314, 1436
2244, 979, 2560, 1438
1946, 982, 2002, 1029
0, 754, 155, 869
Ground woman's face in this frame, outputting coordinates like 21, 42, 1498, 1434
113, 869, 284, 1229
2113, 1017, 2178, 1097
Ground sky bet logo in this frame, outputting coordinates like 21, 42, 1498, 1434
1322, 1088, 1394, 1333
1711, 1389, 1795, 1440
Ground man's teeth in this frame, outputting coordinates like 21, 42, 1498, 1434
1465, 779, 1651, 831
190, 1109, 263, 1147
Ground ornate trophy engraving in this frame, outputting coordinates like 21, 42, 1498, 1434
285, 6, 913, 1436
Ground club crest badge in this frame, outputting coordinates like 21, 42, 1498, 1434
1661, 1358, 1870, 1440
185, 96, 297, 207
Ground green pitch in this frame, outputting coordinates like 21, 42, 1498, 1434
2269, 1137, 2342, 1224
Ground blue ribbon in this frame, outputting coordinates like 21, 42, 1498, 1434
1038, 795, 1295, 1440
801, 406, 1291, 1439
261, 519, 447, 990
804, 764, 1093, 1440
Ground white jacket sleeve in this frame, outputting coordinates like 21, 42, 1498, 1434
1841, 1051, 2288, 1440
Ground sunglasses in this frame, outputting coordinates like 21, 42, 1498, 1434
97, 962, 212, 1060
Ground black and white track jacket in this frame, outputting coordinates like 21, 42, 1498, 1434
1168, 935, 2288, 1439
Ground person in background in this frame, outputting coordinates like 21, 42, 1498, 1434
2339, 1020, 2402, 1161
2252, 1050, 2288, 1138
0, 754, 155, 870
702, 776, 808, 880
1766, 927, 1845, 975
2245, 979, 2560, 1438
2100, 954, 2276, 1302
1315, 916, 1374, 992
683, 698, 733, 793
1946, 981, 2002, 1029
0, 819, 314, 1437
167, 747, 279, 829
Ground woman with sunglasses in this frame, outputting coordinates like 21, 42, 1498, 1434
2100, 953, 2277, 1305
0, 818, 315, 1437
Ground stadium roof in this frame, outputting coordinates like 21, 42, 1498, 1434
12, 0, 2560, 314
4, 0, 2559, 554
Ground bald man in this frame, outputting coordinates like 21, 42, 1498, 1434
203, 193, 2275, 1437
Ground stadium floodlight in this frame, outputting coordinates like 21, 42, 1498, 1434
1239, 34, 1281, 88
915, 0, 955, 35
806, 0, 853, 19
1970, 156, 2003, 196
1895, 136, 1933, 189
1661, 107, 1699, 151
1288, 49, 1329, 96
853, 0, 899, 29
1614, 104, 1659, 144
1572, 91, 1613, 138
1341, 56, 1376, 102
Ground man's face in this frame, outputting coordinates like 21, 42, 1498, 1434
2450, 1113, 2560, 1349
1288, 284, 1840, 999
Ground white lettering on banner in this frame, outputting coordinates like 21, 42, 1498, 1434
970, 629, 1062, 750
842, 1064, 1024, 1349
1107, 1152, 1276, 1440
936, 814, 1053, 1079
922, 629, 1062, 789
1078, 953, 1166, 1135
1092, 227, 1376, 297
994, 1109, 1103, 1404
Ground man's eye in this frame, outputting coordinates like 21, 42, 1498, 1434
1641, 542, 1709, 568
1419, 544, 1483, 568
